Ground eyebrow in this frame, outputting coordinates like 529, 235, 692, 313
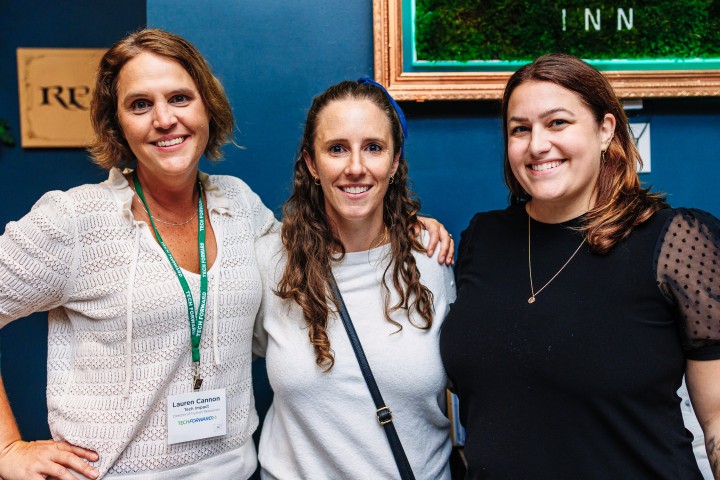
509, 107, 575, 122
121, 87, 196, 103
319, 137, 388, 145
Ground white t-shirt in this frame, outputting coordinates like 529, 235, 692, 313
254, 231, 455, 479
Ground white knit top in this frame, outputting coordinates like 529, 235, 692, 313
253, 232, 455, 479
0, 168, 278, 479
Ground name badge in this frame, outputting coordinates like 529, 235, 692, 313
167, 388, 227, 445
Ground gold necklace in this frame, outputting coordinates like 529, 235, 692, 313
527, 214, 586, 304
134, 195, 199, 226
368, 225, 389, 250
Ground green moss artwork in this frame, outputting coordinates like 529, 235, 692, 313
415, 0, 720, 62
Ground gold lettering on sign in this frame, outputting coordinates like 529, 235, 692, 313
17, 48, 105, 148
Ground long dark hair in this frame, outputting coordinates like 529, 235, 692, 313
501, 53, 668, 254
277, 80, 434, 370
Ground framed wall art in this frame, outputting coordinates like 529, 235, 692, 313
17, 48, 105, 147
372, 0, 720, 100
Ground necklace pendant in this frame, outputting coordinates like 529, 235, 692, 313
528, 296, 536, 304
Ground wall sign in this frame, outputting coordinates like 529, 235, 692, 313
17, 48, 105, 148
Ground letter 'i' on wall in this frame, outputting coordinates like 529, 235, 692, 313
16, 48, 106, 148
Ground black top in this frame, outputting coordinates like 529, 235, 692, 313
440, 204, 720, 479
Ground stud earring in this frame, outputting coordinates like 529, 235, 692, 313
389, 174, 395, 185
313, 176, 321, 186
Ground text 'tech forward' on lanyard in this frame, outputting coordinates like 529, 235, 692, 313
133, 171, 208, 391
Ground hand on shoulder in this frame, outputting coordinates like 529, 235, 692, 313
416, 216, 455, 266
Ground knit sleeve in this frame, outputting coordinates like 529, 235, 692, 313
0, 191, 80, 327
656, 208, 720, 360
245, 185, 280, 239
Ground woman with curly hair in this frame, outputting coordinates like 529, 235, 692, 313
440, 53, 720, 479
253, 79, 455, 479
0, 31, 453, 479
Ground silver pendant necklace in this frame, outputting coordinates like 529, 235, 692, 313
527, 214, 586, 304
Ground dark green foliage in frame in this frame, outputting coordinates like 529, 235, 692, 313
415, 0, 720, 62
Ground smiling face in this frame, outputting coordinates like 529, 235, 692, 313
506, 81, 615, 221
116, 52, 210, 183
304, 98, 399, 238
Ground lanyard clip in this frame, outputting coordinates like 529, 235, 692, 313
192, 362, 203, 391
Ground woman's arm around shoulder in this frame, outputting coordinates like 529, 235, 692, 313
416, 216, 455, 266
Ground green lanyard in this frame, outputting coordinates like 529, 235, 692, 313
133, 171, 208, 391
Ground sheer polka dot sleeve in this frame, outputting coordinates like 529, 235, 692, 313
656, 208, 720, 360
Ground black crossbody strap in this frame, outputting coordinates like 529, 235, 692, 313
328, 273, 416, 480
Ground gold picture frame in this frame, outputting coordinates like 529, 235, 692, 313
372, 0, 720, 101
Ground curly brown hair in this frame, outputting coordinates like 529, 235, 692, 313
501, 53, 668, 254
88, 28, 234, 169
277, 80, 434, 371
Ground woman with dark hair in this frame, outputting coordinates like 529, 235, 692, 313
253, 79, 455, 479
440, 53, 720, 479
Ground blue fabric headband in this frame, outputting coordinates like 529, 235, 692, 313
357, 77, 408, 140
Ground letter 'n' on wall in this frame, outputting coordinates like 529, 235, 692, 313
17, 48, 105, 147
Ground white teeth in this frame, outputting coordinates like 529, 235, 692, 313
342, 186, 369, 194
530, 161, 562, 172
156, 137, 184, 147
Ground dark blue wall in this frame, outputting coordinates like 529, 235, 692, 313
150, 0, 720, 444
2, 0, 719, 445
0, 0, 146, 440
149, 0, 719, 235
